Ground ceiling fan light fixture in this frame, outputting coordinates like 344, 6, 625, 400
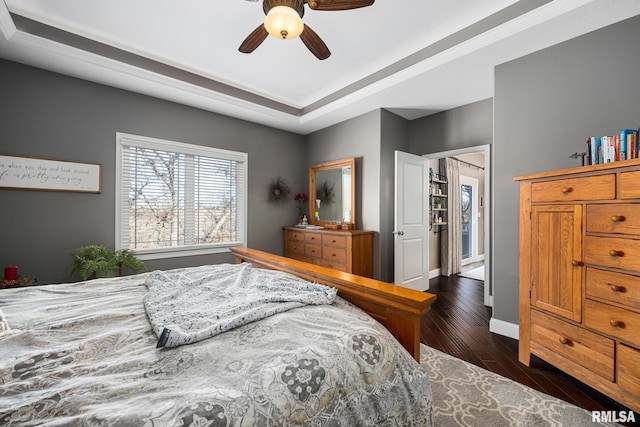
264, 6, 304, 40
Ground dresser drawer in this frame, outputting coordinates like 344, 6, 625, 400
617, 344, 640, 395
587, 204, 640, 235
586, 268, 640, 310
285, 240, 305, 257
584, 299, 640, 348
531, 309, 614, 381
322, 234, 347, 248
304, 233, 322, 245
286, 230, 306, 242
620, 171, 640, 199
313, 257, 347, 271
322, 246, 347, 264
531, 174, 615, 202
584, 235, 640, 271
304, 243, 322, 258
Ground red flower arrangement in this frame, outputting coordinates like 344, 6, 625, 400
294, 193, 308, 214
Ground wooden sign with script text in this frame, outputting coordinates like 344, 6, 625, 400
0, 155, 101, 193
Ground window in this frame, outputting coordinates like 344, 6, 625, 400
116, 133, 247, 260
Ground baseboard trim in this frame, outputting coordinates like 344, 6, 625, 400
428, 268, 441, 279
489, 317, 519, 340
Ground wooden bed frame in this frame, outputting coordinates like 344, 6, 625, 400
231, 247, 436, 361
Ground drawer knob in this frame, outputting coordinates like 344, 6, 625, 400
609, 283, 626, 293
561, 187, 573, 194
572, 260, 584, 267
558, 336, 571, 345
610, 320, 624, 328
608, 249, 624, 257
611, 215, 626, 222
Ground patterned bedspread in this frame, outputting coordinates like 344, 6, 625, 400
144, 263, 337, 348
0, 264, 433, 426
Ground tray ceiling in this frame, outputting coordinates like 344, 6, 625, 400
1, 0, 639, 134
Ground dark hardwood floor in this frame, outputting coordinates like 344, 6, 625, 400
420, 272, 638, 424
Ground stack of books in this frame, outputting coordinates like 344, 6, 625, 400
586, 128, 639, 165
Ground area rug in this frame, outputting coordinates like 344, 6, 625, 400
420, 344, 620, 426
459, 265, 484, 281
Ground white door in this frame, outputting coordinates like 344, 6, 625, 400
394, 151, 430, 291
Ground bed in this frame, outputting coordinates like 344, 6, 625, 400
0, 247, 436, 426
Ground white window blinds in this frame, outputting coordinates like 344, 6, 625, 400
116, 133, 247, 259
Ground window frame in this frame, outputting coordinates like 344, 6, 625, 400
115, 132, 247, 260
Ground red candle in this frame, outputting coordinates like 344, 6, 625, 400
4, 266, 18, 281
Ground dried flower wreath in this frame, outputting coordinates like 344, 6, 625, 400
267, 176, 292, 203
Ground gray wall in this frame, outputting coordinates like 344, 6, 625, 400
306, 110, 383, 279
408, 99, 494, 154
0, 59, 306, 284
409, 99, 493, 270
493, 14, 640, 324
305, 109, 410, 283
380, 110, 410, 282
409, 101, 493, 274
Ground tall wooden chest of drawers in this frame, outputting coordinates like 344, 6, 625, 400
283, 227, 374, 278
515, 159, 640, 412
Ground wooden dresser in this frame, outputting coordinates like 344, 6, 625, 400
283, 227, 373, 278
515, 159, 640, 412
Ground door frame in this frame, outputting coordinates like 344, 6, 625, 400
424, 144, 492, 307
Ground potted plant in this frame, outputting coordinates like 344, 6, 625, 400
433, 196, 447, 210
114, 248, 146, 277
69, 245, 145, 280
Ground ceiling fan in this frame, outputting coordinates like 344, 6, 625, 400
239, 0, 375, 60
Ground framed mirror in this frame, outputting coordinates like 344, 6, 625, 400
309, 157, 356, 226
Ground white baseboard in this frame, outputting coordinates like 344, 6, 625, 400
489, 317, 519, 340
428, 268, 441, 279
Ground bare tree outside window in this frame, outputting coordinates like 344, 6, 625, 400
128, 148, 184, 248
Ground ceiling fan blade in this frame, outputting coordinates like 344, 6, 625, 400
300, 24, 330, 60
238, 24, 269, 54
306, 0, 374, 11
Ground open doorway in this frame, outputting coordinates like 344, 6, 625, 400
425, 145, 491, 307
